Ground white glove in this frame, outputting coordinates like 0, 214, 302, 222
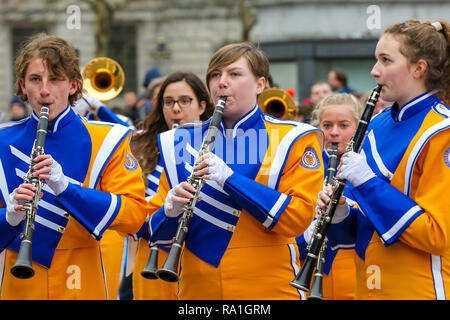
302, 219, 317, 244
197, 152, 233, 187
6, 188, 27, 227
338, 151, 375, 187
164, 182, 195, 218
46, 157, 69, 196
73, 92, 103, 117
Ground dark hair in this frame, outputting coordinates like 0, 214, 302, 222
132, 71, 214, 176
14, 33, 82, 106
330, 69, 348, 87
384, 19, 450, 102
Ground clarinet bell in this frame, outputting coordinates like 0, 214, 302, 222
141, 246, 159, 280
156, 243, 182, 283
10, 240, 35, 279
307, 272, 324, 300
290, 254, 316, 292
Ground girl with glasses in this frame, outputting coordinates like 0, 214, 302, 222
131, 71, 214, 300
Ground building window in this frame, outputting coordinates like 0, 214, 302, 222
108, 25, 137, 94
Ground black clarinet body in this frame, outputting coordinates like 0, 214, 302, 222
290, 85, 381, 292
10, 105, 50, 279
156, 97, 227, 283
141, 120, 181, 280
308, 142, 338, 300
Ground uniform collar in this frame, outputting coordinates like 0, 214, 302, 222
391, 90, 439, 122
219, 104, 262, 138
31, 105, 75, 133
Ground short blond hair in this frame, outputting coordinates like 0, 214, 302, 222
311, 93, 363, 128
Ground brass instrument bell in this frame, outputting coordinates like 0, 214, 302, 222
82, 57, 125, 103
258, 87, 296, 119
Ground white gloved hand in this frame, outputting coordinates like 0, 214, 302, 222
164, 182, 195, 218
73, 92, 103, 117
46, 157, 69, 196
331, 201, 350, 224
6, 188, 27, 226
302, 219, 317, 244
196, 152, 233, 187
338, 151, 375, 187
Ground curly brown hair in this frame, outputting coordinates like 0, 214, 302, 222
132, 71, 214, 177
14, 33, 83, 106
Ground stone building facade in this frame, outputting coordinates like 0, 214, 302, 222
0, 0, 448, 116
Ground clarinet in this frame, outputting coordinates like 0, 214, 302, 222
156, 97, 227, 283
308, 142, 338, 300
141, 120, 180, 280
290, 85, 381, 292
10, 105, 50, 279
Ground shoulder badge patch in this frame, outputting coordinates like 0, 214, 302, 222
444, 147, 450, 169
300, 147, 321, 170
125, 151, 139, 171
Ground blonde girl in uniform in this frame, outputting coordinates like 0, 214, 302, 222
306, 93, 362, 300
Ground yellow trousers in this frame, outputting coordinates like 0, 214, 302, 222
1, 246, 107, 299
322, 249, 356, 300
133, 239, 178, 300
100, 230, 126, 300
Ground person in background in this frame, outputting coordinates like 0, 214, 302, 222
298, 81, 333, 124
310, 82, 333, 107
136, 67, 162, 118
328, 68, 357, 94
9, 96, 29, 121
130, 71, 215, 300
296, 93, 362, 300
122, 91, 140, 126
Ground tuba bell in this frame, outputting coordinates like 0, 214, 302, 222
82, 57, 125, 103
258, 87, 296, 119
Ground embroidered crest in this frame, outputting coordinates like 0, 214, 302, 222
444, 147, 450, 169
300, 147, 321, 170
124, 151, 138, 171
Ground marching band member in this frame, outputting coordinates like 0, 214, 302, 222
296, 93, 362, 299
73, 92, 136, 300
147, 42, 324, 299
0, 33, 148, 299
131, 71, 214, 299
321, 20, 450, 299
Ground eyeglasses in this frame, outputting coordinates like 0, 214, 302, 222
163, 96, 193, 109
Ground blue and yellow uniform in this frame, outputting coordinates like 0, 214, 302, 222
148, 105, 324, 299
132, 163, 178, 300
296, 149, 357, 300
0, 107, 148, 299
328, 92, 450, 299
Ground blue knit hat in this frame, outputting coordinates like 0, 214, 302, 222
143, 67, 162, 88
9, 96, 27, 110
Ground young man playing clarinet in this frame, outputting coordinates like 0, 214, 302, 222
0, 33, 148, 299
